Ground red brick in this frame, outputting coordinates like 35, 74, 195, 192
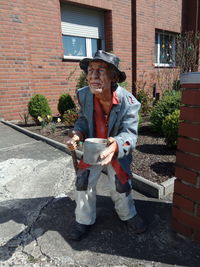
177, 137, 200, 155
173, 193, 194, 212
0, 0, 191, 120
172, 206, 200, 231
0, 0, 132, 120
180, 106, 200, 122
193, 230, 200, 243
181, 89, 200, 105
181, 84, 200, 89
197, 204, 200, 217
174, 179, 200, 202
176, 151, 200, 171
175, 166, 198, 185
179, 122, 200, 139
171, 218, 193, 238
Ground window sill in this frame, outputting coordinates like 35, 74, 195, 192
62, 55, 92, 62
154, 63, 176, 68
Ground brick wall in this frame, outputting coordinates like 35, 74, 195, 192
0, 0, 67, 120
111, 0, 132, 89
172, 72, 200, 243
182, 0, 200, 32
0, 0, 132, 120
134, 0, 182, 95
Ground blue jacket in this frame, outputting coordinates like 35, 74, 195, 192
74, 85, 141, 177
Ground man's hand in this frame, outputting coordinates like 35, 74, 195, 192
99, 137, 118, 165
66, 130, 83, 151
66, 135, 80, 151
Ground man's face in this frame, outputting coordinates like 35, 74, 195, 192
87, 61, 113, 95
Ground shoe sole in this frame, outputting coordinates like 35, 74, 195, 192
67, 226, 91, 241
126, 224, 147, 234
132, 226, 147, 234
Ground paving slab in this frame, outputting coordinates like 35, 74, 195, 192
0, 121, 200, 267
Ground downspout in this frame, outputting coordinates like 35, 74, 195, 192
196, 0, 199, 71
196, 0, 199, 33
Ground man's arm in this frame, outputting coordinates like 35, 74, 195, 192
114, 99, 141, 159
100, 95, 141, 165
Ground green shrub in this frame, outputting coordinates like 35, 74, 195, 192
119, 81, 129, 89
37, 114, 53, 129
63, 108, 79, 126
28, 94, 51, 123
138, 112, 143, 129
137, 89, 152, 116
162, 109, 180, 148
163, 89, 181, 97
150, 90, 181, 134
57, 93, 75, 117
172, 79, 181, 91
76, 72, 88, 89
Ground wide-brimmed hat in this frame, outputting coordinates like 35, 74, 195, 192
79, 50, 126, 83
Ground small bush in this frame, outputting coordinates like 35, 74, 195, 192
76, 72, 88, 89
37, 114, 53, 128
57, 94, 75, 117
150, 90, 181, 134
163, 89, 181, 97
28, 94, 51, 123
137, 89, 152, 116
138, 112, 143, 129
119, 81, 129, 89
63, 108, 79, 126
172, 79, 181, 91
19, 111, 29, 126
162, 109, 180, 148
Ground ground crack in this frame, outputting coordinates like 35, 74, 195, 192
22, 198, 54, 242
19, 197, 55, 262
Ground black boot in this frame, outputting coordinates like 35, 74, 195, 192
125, 214, 147, 234
67, 221, 91, 241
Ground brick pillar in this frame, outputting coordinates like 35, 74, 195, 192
172, 72, 200, 243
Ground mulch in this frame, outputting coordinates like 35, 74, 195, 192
18, 121, 176, 184
131, 124, 176, 184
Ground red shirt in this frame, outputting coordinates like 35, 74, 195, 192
94, 92, 119, 138
78, 91, 129, 184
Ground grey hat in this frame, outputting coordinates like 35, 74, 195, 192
79, 50, 126, 83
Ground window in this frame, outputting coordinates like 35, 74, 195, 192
155, 31, 177, 67
61, 3, 104, 59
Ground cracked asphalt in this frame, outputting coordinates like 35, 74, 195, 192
0, 121, 200, 267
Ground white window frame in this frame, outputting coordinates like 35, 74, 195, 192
155, 31, 176, 67
61, 3, 105, 60
63, 37, 105, 60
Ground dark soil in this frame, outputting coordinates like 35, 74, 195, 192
131, 124, 176, 184
18, 122, 176, 184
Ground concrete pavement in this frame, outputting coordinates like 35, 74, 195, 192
0, 121, 200, 267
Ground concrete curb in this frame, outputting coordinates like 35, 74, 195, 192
132, 173, 175, 199
1, 120, 175, 199
1, 120, 82, 160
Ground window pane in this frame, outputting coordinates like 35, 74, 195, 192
91, 38, 101, 56
63, 35, 86, 56
160, 34, 174, 64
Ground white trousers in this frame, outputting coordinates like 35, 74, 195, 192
75, 164, 137, 225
